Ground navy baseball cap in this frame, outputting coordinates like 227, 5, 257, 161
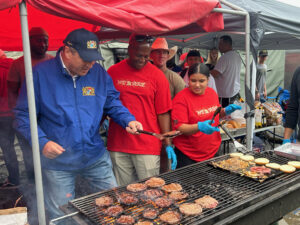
63, 28, 103, 61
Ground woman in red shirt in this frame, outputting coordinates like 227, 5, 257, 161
171, 63, 241, 168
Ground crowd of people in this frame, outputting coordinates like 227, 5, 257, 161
0, 27, 298, 223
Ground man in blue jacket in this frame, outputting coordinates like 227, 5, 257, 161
13, 28, 142, 221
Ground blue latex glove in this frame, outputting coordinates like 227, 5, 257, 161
282, 139, 291, 144
198, 120, 220, 134
166, 145, 177, 170
225, 104, 242, 115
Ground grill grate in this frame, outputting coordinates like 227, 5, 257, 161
70, 152, 300, 224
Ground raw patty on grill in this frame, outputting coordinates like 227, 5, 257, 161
161, 183, 182, 192
195, 195, 219, 209
142, 208, 159, 220
127, 183, 147, 192
95, 195, 113, 207
168, 191, 189, 201
105, 205, 124, 217
142, 189, 164, 199
115, 215, 135, 225
179, 203, 202, 216
117, 192, 139, 205
159, 210, 181, 224
154, 197, 173, 208
145, 177, 165, 188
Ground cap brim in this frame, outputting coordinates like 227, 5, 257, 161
78, 50, 104, 61
168, 46, 178, 60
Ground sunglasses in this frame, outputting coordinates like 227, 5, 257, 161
134, 35, 154, 44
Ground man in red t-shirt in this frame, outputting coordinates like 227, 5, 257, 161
107, 34, 175, 186
0, 51, 19, 187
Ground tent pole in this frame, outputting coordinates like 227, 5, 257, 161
214, 0, 253, 150
19, 1, 46, 225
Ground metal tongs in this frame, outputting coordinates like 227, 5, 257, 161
219, 121, 249, 154
137, 129, 182, 140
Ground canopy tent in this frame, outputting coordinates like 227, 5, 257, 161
0, 0, 223, 51
163, 0, 300, 50
0, 1, 225, 224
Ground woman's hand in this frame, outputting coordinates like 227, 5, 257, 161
225, 104, 242, 115
197, 120, 220, 134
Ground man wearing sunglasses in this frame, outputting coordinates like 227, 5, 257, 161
107, 34, 176, 186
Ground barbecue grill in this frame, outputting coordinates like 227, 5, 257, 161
51, 151, 300, 225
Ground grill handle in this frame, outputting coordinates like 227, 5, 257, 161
49, 211, 79, 225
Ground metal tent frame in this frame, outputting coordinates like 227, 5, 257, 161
18, 0, 253, 224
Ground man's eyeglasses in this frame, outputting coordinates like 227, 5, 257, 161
134, 35, 154, 44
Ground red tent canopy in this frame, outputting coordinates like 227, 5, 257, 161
0, 0, 224, 51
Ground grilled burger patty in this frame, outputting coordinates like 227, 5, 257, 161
95, 195, 113, 207
179, 203, 202, 216
134, 221, 153, 225
116, 215, 135, 225
142, 208, 159, 220
161, 183, 182, 192
159, 210, 181, 224
195, 195, 218, 209
105, 205, 124, 217
145, 177, 165, 188
169, 191, 189, 200
142, 189, 164, 199
127, 183, 147, 192
118, 192, 139, 205
155, 197, 173, 208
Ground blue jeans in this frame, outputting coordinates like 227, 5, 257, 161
43, 150, 117, 221
0, 117, 19, 185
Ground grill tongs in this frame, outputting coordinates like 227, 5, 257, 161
137, 129, 181, 140
219, 121, 249, 154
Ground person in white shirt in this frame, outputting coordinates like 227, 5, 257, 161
256, 50, 268, 102
210, 35, 241, 107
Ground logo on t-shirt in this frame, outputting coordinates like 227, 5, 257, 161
196, 106, 218, 116
117, 80, 146, 88
82, 86, 95, 96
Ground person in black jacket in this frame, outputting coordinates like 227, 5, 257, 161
283, 67, 300, 144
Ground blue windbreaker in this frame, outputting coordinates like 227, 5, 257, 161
14, 50, 135, 170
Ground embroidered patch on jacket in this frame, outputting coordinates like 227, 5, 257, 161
82, 87, 95, 96
87, 40, 97, 49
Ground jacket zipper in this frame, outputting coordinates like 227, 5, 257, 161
73, 77, 85, 152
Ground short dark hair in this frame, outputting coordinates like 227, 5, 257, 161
220, 35, 232, 46
188, 63, 210, 78
187, 50, 201, 58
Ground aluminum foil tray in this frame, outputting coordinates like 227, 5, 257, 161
274, 143, 300, 160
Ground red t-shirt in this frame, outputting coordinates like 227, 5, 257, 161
172, 87, 221, 161
107, 60, 172, 155
0, 58, 13, 117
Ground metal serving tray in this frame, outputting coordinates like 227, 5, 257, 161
274, 143, 300, 160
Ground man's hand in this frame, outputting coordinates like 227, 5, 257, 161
263, 91, 267, 99
42, 141, 65, 159
126, 121, 143, 134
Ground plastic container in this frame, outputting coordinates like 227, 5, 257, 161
274, 143, 300, 160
